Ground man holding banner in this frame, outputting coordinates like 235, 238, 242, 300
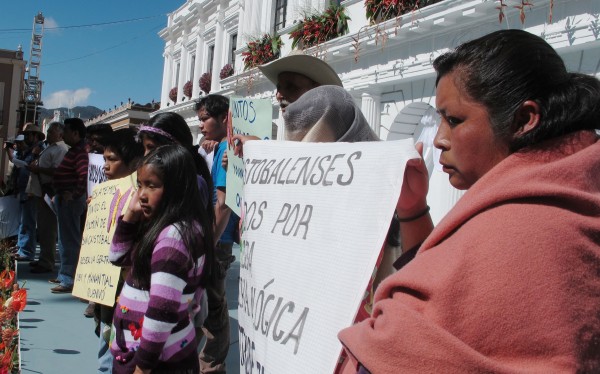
195, 95, 239, 373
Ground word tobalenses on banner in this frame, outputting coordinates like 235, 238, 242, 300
237, 139, 419, 374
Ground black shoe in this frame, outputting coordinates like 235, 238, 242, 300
30, 266, 52, 274
29, 260, 39, 267
84, 303, 96, 318
48, 278, 60, 284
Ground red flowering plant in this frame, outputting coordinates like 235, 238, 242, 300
199, 73, 211, 95
290, 4, 350, 49
364, 0, 442, 24
169, 87, 178, 102
219, 64, 234, 79
241, 33, 283, 70
0, 240, 27, 373
183, 80, 193, 98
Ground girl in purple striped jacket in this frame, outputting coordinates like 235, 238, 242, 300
109, 144, 215, 374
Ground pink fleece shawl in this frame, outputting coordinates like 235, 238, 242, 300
339, 130, 600, 373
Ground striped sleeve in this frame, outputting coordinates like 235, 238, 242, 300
133, 225, 195, 370
109, 216, 138, 267
74, 150, 89, 198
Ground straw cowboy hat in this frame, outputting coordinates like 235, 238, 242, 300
23, 123, 46, 140
23, 123, 44, 134
258, 51, 343, 87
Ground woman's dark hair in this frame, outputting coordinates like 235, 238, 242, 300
105, 128, 144, 171
433, 29, 600, 151
141, 112, 214, 222
132, 144, 215, 287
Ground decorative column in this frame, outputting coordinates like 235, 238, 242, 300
161, 13, 175, 108
161, 52, 172, 108
234, 1, 246, 72
177, 25, 189, 103
260, 0, 274, 33
192, 31, 205, 99
211, 5, 225, 93
361, 92, 381, 137
178, 50, 188, 103
249, 0, 260, 36
236, 1, 245, 37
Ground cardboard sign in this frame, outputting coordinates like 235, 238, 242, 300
237, 139, 419, 374
88, 153, 108, 197
225, 97, 272, 216
73, 174, 136, 306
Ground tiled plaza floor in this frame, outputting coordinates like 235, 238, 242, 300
17, 245, 240, 374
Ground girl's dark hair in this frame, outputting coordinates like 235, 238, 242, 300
132, 144, 215, 287
433, 29, 600, 151
141, 112, 214, 222
105, 128, 144, 171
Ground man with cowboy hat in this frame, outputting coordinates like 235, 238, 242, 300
258, 50, 343, 113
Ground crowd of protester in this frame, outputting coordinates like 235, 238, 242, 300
1, 29, 598, 373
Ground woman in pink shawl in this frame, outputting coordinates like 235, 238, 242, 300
339, 29, 600, 373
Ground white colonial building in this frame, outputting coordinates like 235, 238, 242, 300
155, 0, 600, 222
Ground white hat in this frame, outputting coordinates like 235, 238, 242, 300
15, 134, 25, 142
258, 51, 343, 87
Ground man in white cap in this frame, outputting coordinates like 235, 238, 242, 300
258, 51, 343, 112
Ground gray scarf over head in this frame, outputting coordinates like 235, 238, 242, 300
283, 85, 380, 142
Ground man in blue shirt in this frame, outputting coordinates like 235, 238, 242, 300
195, 94, 238, 374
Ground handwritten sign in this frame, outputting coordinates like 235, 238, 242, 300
87, 153, 107, 197
73, 174, 136, 306
237, 139, 419, 374
225, 97, 272, 216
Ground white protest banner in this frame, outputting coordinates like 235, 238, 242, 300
238, 139, 419, 374
225, 97, 272, 216
0, 196, 20, 239
73, 174, 136, 306
88, 153, 107, 197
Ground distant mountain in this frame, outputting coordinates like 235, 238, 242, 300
38, 106, 104, 121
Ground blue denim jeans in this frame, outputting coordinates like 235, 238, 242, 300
16, 196, 37, 260
98, 322, 113, 373
54, 194, 86, 288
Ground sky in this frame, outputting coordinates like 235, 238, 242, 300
0, 1, 185, 111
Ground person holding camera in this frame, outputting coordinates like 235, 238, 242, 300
26, 121, 68, 273
10, 123, 46, 261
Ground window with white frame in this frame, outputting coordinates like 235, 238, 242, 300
230, 34, 237, 69
207, 45, 215, 74
190, 55, 196, 82
274, 0, 287, 32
